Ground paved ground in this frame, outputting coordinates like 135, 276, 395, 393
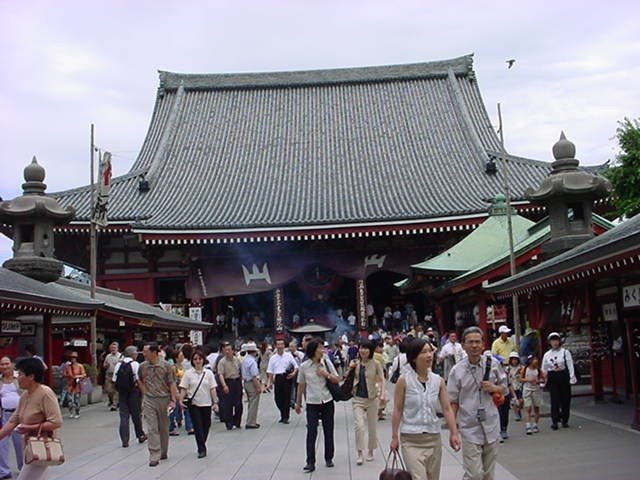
6, 386, 637, 480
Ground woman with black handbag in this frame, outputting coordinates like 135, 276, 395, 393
178, 350, 218, 458
348, 340, 385, 465
294, 338, 340, 473
390, 339, 460, 480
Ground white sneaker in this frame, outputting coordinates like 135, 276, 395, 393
532, 424, 539, 433
356, 454, 364, 465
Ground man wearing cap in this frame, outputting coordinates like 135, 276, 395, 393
113, 346, 147, 447
241, 342, 262, 429
541, 332, 577, 429
491, 326, 517, 365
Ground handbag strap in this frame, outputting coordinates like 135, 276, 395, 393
188, 371, 206, 401
385, 450, 408, 470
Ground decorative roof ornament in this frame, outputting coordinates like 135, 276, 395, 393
0, 157, 75, 282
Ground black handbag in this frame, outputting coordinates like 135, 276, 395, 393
379, 451, 412, 480
324, 360, 351, 402
184, 371, 206, 407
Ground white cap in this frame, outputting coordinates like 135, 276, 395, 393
241, 342, 258, 353
508, 351, 520, 360
547, 332, 562, 341
498, 325, 511, 334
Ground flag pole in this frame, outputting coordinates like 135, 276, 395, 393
89, 124, 98, 369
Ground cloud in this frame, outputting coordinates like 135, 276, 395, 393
1, 0, 639, 263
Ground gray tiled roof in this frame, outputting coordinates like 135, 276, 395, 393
56, 278, 210, 329
0, 267, 101, 312
486, 214, 640, 293
52, 55, 553, 231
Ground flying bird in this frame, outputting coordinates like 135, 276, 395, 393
506, 59, 516, 69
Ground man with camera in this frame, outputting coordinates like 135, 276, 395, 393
447, 327, 507, 480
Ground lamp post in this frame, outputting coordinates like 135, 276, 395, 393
497, 104, 521, 346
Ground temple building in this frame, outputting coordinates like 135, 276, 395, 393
41, 55, 604, 333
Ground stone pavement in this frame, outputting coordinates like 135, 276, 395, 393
14, 386, 638, 480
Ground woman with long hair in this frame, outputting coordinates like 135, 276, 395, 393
294, 338, 340, 473
178, 350, 218, 458
390, 339, 460, 480
0, 358, 63, 480
348, 340, 385, 465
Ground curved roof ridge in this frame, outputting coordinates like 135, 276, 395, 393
158, 54, 474, 91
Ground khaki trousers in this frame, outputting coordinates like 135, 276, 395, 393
244, 380, 260, 426
400, 432, 442, 480
353, 396, 379, 452
461, 439, 499, 480
142, 396, 170, 462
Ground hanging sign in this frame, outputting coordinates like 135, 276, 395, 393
273, 288, 285, 333
189, 307, 203, 322
189, 330, 203, 346
1, 320, 21, 334
623, 284, 640, 309
356, 279, 368, 330
602, 303, 618, 322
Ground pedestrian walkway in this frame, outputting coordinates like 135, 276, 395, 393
49, 389, 516, 480
43, 385, 640, 480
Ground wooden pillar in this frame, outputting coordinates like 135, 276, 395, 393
273, 288, 285, 340
43, 313, 53, 387
356, 279, 368, 338
478, 295, 488, 349
435, 303, 445, 337
586, 281, 604, 401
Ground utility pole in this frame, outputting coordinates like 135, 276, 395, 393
497, 104, 521, 345
89, 124, 98, 369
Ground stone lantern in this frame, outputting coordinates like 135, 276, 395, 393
0, 157, 75, 282
525, 133, 612, 257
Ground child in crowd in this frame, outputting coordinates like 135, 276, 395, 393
521, 355, 545, 434
507, 352, 523, 421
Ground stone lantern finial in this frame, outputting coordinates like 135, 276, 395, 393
0, 157, 75, 282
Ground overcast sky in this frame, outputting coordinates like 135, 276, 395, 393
1, 0, 639, 262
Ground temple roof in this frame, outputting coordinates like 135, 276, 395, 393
52, 55, 554, 235
486, 214, 639, 295
411, 194, 536, 276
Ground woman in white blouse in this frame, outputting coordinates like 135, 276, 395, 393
294, 338, 340, 473
390, 339, 460, 480
178, 350, 218, 458
541, 332, 577, 430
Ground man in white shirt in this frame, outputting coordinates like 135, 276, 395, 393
112, 346, 146, 448
448, 327, 507, 480
438, 331, 466, 381
103, 342, 123, 411
266, 339, 298, 424
347, 312, 357, 329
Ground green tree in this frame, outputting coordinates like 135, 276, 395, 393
604, 118, 640, 218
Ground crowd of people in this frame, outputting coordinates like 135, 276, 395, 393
0, 318, 578, 479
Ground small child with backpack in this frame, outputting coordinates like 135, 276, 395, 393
521, 355, 545, 434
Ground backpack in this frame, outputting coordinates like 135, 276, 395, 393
115, 361, 135, 392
